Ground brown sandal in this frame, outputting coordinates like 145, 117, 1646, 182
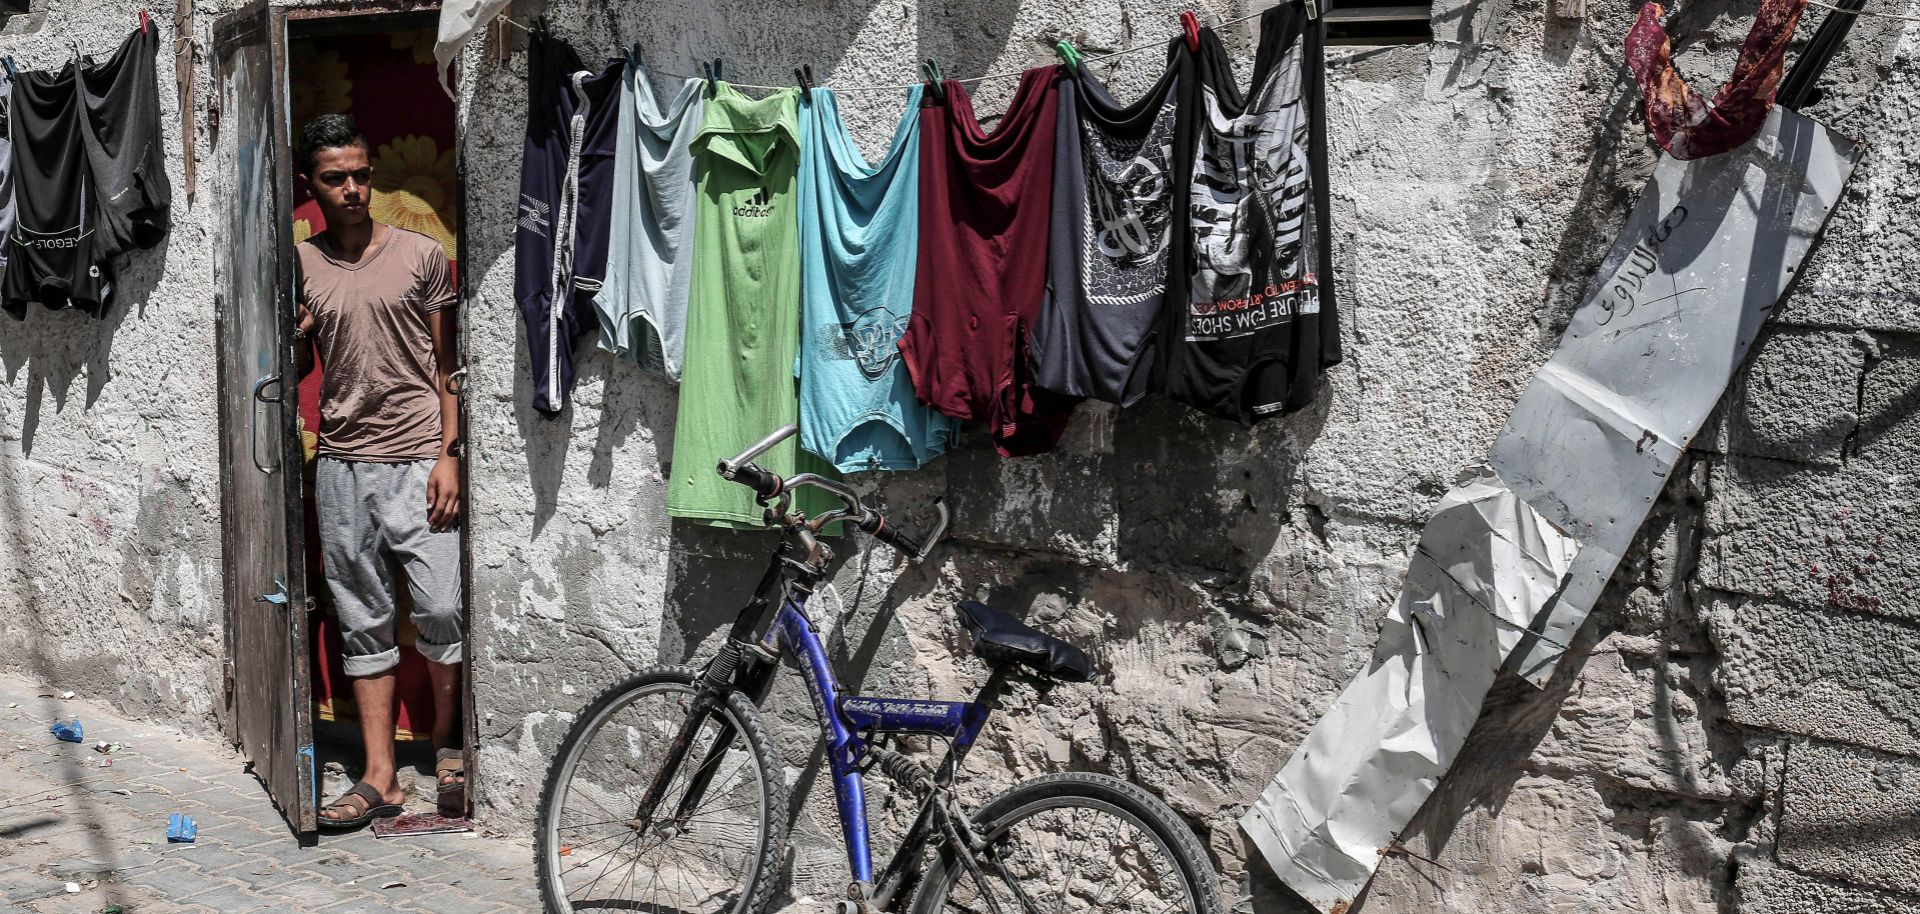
436, 748, 467, 816
435, 748, 466, 788
319, 781, 404, 831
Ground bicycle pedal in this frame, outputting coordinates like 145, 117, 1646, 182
839, 880, 873, 914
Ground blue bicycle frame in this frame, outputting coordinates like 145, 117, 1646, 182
764, 596, 992, 884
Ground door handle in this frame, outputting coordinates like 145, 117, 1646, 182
252, 374, 283, 475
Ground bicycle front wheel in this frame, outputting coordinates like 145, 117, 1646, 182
910, 772, 1225, 914
535, 665, 788, 914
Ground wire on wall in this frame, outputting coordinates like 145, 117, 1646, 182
1806, 0, 1920, 22
494, 8, 1266, 93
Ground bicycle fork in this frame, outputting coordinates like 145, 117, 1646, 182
635, 556, 795, 827
633, 638, 782, 828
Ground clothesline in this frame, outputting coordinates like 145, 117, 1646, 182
1807, 0, 1920, 22
494, 9, 1265, 92
495, 0, 1918, 93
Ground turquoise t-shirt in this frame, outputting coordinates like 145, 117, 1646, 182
796, 85, 958, 471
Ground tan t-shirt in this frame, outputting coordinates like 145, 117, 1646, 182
298, 225, 457, 462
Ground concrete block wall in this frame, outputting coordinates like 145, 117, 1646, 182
0, 4, 229, 726
0, 0, 1912, 912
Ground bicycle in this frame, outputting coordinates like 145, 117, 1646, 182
535, 424, 1225, 914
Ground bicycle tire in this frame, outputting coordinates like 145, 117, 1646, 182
908, 771, 1225, 914
535, 665, 789, 914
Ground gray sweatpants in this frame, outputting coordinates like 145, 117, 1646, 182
316, 457, 465, 677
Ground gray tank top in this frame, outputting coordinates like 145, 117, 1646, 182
596, 51, 704, 381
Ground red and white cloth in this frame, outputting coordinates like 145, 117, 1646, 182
1625, 0, 1810, 159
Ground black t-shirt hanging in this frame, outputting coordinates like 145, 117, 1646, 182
79, 25, 171, 256
1161, 3, 1340, 424
1034, 39, 1182, 406
4, 62, 113, 319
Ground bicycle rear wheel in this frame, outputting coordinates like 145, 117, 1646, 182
535, 665, 788, 914
909, 772, 1224, 914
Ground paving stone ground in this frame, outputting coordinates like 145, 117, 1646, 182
0, 670, 541, 914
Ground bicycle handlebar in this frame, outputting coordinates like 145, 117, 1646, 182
859, 499, 948, 562
719, 424, 797, 476
714, 427, 947, 562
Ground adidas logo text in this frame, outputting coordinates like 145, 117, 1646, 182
733, 188, 774, 218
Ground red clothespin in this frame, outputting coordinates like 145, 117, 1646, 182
1180, 10, 1201, 51
138, 9, 150, 32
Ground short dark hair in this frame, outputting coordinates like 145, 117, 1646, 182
297, 113, 368, 174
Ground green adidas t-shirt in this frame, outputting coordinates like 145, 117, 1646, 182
668, 83, 840, 529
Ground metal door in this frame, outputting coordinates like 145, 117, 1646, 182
212, 1, 316, 837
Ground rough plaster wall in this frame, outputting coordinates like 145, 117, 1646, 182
450, 0, 1920, 911
0, 0, 1911, 913
0, 5, 230, 727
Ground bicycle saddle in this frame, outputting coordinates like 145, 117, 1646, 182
954, 601, 1096, 683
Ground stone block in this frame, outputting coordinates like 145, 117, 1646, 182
1776, 145, 1920, 335
1357, 773, 1730, 914
1698, 455, 1920, 623
1735, 853, 1920, 914
1705, 592, 1920, 757
1853, 332, 1920, 470
944, 416, 1118, 566
1527, 635, 1740, 802
1778, 739, 1920, 897
1697, 329, 1865, 466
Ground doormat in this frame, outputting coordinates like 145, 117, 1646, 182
372, 811, 472, 838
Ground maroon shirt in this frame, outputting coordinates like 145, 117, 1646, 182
899, 68, 1080, 457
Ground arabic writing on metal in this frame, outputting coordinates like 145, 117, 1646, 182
1599, 203, 1689, 326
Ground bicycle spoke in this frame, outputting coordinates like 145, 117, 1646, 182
556, 816, 645, 832
673, 797, 761, 820
639, 855, 665, 912
607, 833, 644, 909
559, 827, 641, 858
570, 831, 642, 903
540, 673, 789, 914
928, 793, 1201, 914
569, 781, 630, 824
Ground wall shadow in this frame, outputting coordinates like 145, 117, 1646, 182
0, 242, 168, 456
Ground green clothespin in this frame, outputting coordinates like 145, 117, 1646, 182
922, 58, 945, 101
1054, 40, 1083, 73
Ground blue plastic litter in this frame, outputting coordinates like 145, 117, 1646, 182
49, 720, 82, 743
167, 813, 197, 843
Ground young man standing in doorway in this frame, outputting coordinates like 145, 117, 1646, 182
293, 114, 467, 829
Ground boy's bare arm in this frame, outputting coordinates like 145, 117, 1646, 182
426, 307, 462, 529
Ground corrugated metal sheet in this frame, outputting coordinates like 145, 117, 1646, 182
1243, 107, 1862, 913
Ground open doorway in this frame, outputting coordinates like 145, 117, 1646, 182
287, 10, 474, 832
210, 0, 473, 842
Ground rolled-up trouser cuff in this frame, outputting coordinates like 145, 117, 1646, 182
415, 638, 464, 666
344, 646, 401, 678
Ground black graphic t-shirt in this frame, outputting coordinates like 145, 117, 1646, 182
4, 61, 114, 319
1034, 40, 1182, 405
1160, 2, 1340, 423
79, 25, 171, 257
